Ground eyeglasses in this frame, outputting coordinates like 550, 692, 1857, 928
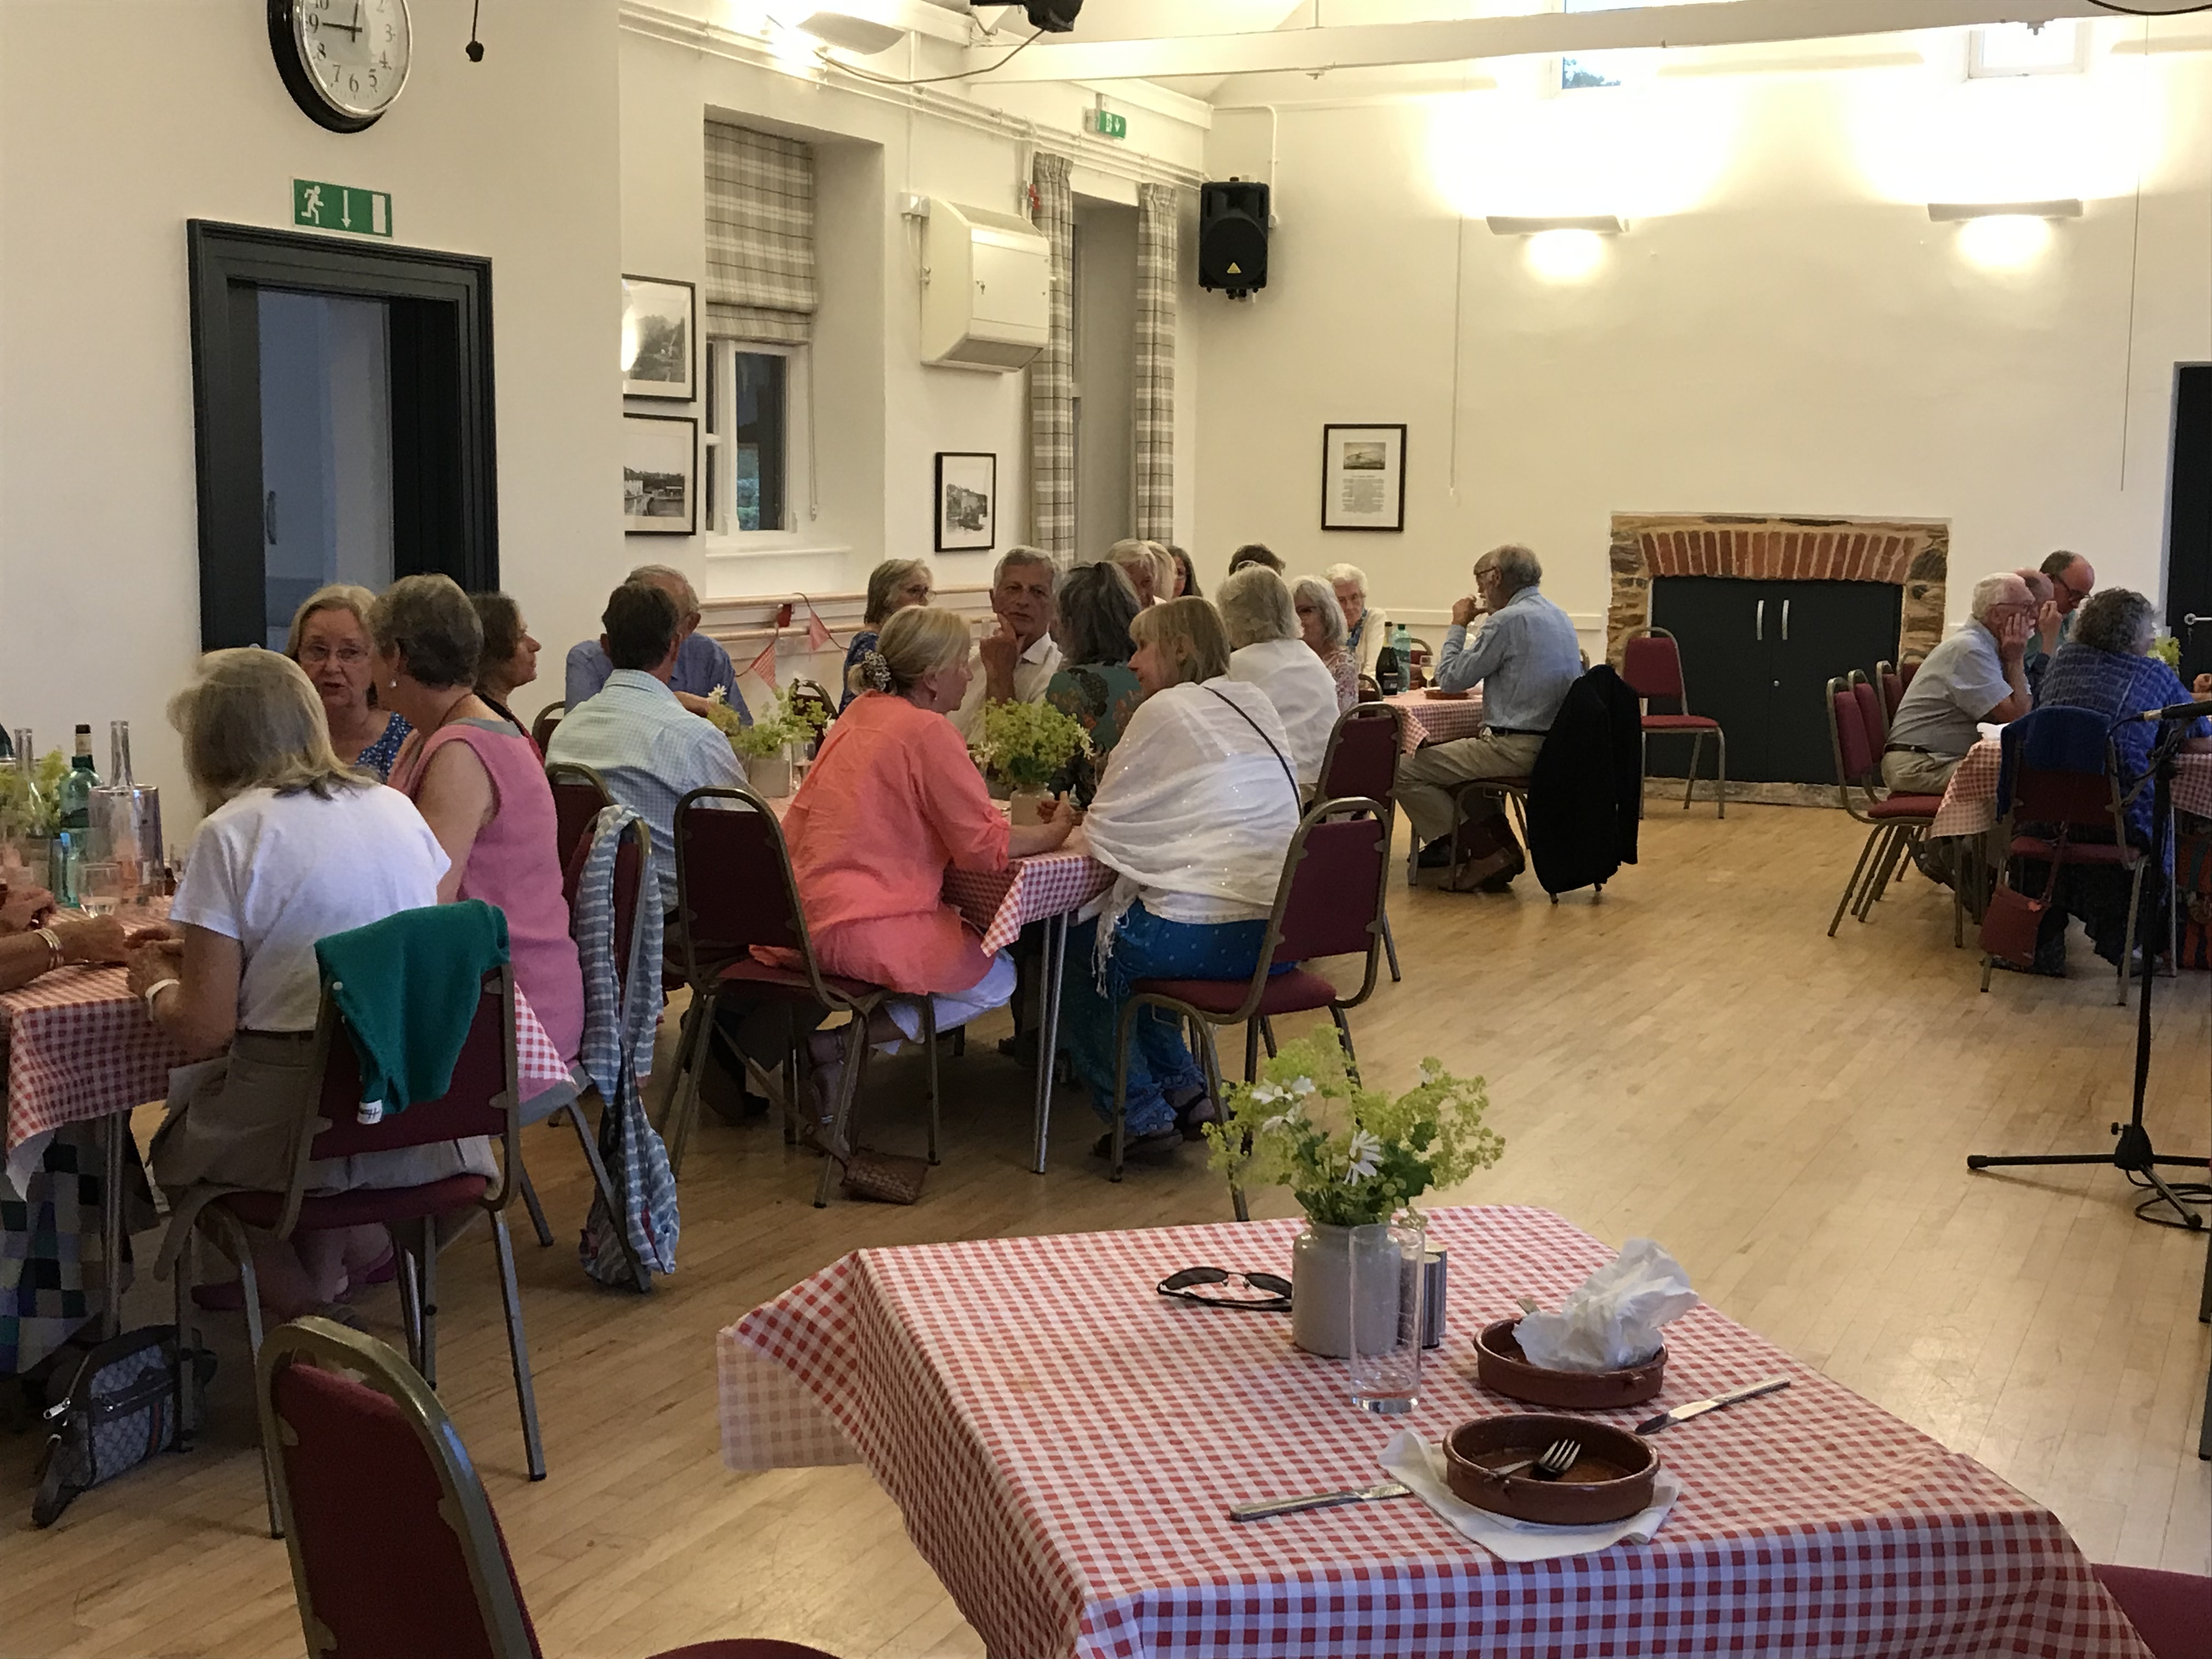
298, 645, 369, 667
1156, 1266, 1294, 1312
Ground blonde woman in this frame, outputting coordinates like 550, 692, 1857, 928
1107, 539, 1171, 608
1294, 574, 1359, 714
1221, 566, 1341, 791
839, 557, 934, 712
125, 649, 484, 1318
1061, 597, 1302, 1160
286, 584, 411, 778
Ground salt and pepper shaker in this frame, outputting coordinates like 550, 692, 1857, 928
1420, 1247, 1448, 1350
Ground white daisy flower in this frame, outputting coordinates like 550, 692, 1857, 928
1343, 1129, 1383, 1183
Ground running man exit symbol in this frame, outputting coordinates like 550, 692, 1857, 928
293, 179, 393, 238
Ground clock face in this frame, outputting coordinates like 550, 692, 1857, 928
282, 0, 411, 127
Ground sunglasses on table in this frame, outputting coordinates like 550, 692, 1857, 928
1156, 1267, 1294, 1312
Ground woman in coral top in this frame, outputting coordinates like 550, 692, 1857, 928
781, 603, 1074, 1109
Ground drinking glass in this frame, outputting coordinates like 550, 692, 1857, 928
78, 861, 122, 916
1347, 1222, 1425, 1414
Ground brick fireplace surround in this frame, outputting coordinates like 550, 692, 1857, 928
1605, 512, 1950, 668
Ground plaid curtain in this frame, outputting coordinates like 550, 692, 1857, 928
1134, 182, 1177, 544
1028, 152, 1076, 562
704, 121, 816, 344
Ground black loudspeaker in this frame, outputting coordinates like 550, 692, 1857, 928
1199, 180, 1269, 297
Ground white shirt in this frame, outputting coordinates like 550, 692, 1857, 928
170, 783, 449, 1033
1227, 637, 1341, 791
950, 632, 1064, 743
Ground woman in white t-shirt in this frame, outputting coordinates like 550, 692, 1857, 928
126, 649, 488, 1320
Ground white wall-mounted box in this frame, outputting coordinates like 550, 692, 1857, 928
922, 198, 1049, 372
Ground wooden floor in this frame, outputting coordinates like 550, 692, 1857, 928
2, 804, 2207, 1656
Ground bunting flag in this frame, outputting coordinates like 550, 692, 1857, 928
747, 639, 778, 688
805, 607, 833, 653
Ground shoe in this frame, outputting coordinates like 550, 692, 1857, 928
996, 1031, 1040, 1064
1417, 839, 1455, 870
1090, 1127, 1183, 1162
1992, 956, 2065, 979
1173, 1092, 1221, 1142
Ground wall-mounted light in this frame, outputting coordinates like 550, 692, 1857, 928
1485, 215, 1627, 235
1925, 200, 2083, 223
798, 9, 906, 55
1928, 200, 2079, 271
1487, 216, 1622, 281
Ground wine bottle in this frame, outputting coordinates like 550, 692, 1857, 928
1375, 644, 1405, 698
57, 725, 99, 830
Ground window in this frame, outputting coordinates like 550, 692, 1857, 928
704, 338, 805, 537
1968, 21, 2087, 78
1561, 0, 1633, 92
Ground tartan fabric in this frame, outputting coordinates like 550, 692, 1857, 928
704, 120, 816, 344
1028, 152, 1076, 561
1133, 182, 1177, 543
718, 1206, 2148, 1659
572, 805, 677, 1283
1932, 742, 2212, 838
1385, 688, 1490, 755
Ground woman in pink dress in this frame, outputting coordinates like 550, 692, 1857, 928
776, 604, 1074, 1113
371, 575, 584, 1068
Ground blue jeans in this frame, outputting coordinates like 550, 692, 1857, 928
1060, 902, 1270, 1137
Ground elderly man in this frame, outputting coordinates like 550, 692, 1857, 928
1882, 572, 2036, 797
1397, 543, 1583, 888
1324, 562, 1371, 668
2024, 549, 2095, 694
565, 563, 748, 723
546, 582, 747, 915
951, 547, 1063, 742
1221, 566, 1341, 790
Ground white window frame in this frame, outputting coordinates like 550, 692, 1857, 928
702, 337, 816, 551
1968, 21, 2089, 79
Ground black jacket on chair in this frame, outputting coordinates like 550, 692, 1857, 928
1526, 665, 1642, 896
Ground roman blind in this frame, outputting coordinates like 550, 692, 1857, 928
704, 121, 816, 344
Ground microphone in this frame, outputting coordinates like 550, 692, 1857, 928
2135, 701, 2211, 723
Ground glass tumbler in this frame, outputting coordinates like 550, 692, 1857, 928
1347, 1222, 1425, 1414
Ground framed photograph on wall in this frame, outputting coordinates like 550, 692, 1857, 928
620, 274, 696, 400
1321, 423, 1408, 532
623, 413, 697, 534
934, 452, 997, 552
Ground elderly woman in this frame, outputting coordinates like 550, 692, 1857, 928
287, 585, 411, 779
2008, 588, 2212, 977
1220, 566, 1342, 791
1045, 562, 1146, 803
776, 606, 1075, 1115
1107, 539, 1166, 608
1324, 562, 1371, 667
126, 648, 481, 1318
375, 576, 583, 1065
1294, 574, 1359, 715
471, 591, 541, 735
1062, 598, 1302, 1159
1168, 545, 1201, 600
839, 558, 934, 712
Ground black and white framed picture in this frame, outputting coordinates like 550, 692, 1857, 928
623, 413, 697, 534
934, 452, 997, 552
620, 274, 696, 400
1321, 423, 1408, 532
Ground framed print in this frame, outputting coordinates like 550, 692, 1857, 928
621, 274, 696, 400
623, 413, 697, 534
934, 452, 997, 552
1321, 423, 1408, 532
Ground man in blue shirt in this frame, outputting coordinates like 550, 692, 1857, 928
1398, 543, 1583, 888
565, 563, 749, 725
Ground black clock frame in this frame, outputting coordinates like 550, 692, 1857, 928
268, 0, 389, 133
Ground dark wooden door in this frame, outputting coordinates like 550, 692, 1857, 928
2167, 364, 2212, 685
1648, 578, 1776, 779
1767, 580, 1901, 783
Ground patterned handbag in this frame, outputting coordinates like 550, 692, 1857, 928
32, 1325, 213, 1527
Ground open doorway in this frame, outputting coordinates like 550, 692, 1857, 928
187, 221, 498, 650
2165, 363, 2212, 685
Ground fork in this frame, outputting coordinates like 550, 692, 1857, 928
1492, 1438, 1581, 1481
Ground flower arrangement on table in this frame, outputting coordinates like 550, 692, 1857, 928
1202, 1031, 1504, 1226
974, 698, 1092, 796
706, 685, 827, 763
0, 749, 67, 842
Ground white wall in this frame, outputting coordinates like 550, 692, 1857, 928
1194, 25, 2212, 642
0, 0, 623, 809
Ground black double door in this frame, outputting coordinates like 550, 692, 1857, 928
1649, 577, 1903, 785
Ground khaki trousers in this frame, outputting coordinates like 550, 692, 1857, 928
1397, 730, 1547, 847
1879, 749, 1961, 798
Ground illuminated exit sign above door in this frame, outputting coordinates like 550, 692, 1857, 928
292, 179, 392, 238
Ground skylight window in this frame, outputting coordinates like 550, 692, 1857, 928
1968, 21, 2088, 78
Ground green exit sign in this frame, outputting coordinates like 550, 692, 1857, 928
293, 179, 392, 238
1086, 109, 1127, 140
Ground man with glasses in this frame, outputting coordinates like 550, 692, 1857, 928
1882, 571, 2036, 798
2025, 550, 2095, 695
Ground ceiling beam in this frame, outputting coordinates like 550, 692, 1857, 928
967, 0, 2117, 83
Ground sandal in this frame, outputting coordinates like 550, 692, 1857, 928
1091, 1128, 1183, 1163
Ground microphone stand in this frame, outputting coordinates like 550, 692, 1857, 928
1967, 715, 2209, 1231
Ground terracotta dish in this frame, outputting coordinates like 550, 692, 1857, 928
1474, 1319, 1667, 1409
1422, 688, 1470, 700
1443, 1414, 1660, 1526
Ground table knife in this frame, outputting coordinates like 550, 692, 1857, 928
1636, 1376, 1791, 1435
1228, 1480, 1411, 1521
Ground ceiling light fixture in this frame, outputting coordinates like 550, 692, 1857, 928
1485, 215, 1627, 235
799, 9, 907, 55
1926, 200, 2084, 221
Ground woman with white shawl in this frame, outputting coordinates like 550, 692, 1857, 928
1065, 597, 1304, 1160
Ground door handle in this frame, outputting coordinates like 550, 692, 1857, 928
1782, 599, 1791, 641
1756, 600, 1764, 642
264, 490, 278, 545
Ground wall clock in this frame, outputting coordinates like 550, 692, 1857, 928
268, 0, 412, 133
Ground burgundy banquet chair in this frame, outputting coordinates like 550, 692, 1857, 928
546, 760, 615, 877
1622, 626, 1725, 819
1824, 675, 1946, 939
1313, 702, 1406, 982
256, 1316, 842, 1659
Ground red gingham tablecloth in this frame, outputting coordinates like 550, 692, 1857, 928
718, 1206, 2145, 1659
1930, 740, 2212, 839
2, 966, 575, 1167
1384, 689, 1488, 755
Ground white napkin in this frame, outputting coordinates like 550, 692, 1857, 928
1514, 1238, 1698, 1372
1378, 1430, 1682, 1563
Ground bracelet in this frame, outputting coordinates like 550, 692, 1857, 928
142, 978, 180, 1017
32, 927, 62, 970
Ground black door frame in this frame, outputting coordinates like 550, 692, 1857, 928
186, 219, 498, 649
2163, 362, 2212, 684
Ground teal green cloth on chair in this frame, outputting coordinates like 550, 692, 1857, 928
314, 902, 511, 1115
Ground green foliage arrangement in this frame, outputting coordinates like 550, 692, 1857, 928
1203, 1032, 1504, 1227
2151, 635, 2181, 670
975, 698, 1091, 792
0, 750, 68, 840
706, 685, 827, 762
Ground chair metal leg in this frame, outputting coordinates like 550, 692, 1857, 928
1713, 729, 1726, 820
1260, 1018, 1278, 1062
563, 1099, 649, 1293
655, 992, 707, 1135
922, 1002, 941, 1166
1830, 825, 1886, 937
489, 1213, 548, 1480
810, 1017, 871, 1208
1331, 1006, 1362, 1087
1243, 1019, 1260, 1085
227, 1221, 283, 1539
394, 1231, 425, 1374
515, 1156, 554, 1249
1860, 827, 1911, 918
1194, 1027, 1246, 1222
1109, 999, 1142, 1184
1637, 730, 1648, 822
172, 1231, 198, 1454
1380, 910, 1401, 984
1682, 732, 1702, 812
417, 1222, 439, 1389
